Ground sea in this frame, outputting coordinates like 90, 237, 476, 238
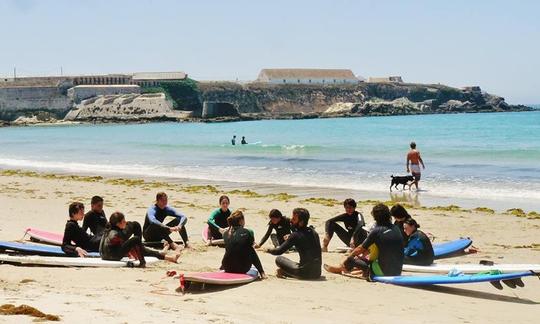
1, 111, 539, 211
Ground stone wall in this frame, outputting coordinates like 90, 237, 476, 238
67, 85, 141, 103
0, 86, 72, 120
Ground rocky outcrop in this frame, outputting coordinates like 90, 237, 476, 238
198, 82, 532, 118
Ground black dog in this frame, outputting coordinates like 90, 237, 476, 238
390, 175, 414, 191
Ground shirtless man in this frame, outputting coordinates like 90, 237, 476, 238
406, 142, 425, 190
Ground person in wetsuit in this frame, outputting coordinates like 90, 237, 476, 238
62, 202, 100, 257
220, 210, 266, 279
254, 209, 292, 248
207, 195, 231, 240
83, 195, 142, 244
143, 192, 189, 250
100, 212, 180, 267
265, 208, 322, 280
322, 198, 367, 251
241, 136, 247, 145
231, 135, 237, 145
403, 218, 434, 266
324, 203, 404, 278
390, 204, 412, 246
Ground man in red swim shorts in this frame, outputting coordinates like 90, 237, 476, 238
406, 142, 426, 190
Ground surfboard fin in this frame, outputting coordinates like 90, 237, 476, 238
513, 278, 525, 288
502, 279, 517, 289
490, 280, 503, 290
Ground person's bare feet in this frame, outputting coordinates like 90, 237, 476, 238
164, 253, 181, 263
161, 240, 170, 252
324, 264, 344, 274
275, 269, 286, 279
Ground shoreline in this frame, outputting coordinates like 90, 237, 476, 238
2, 168, 539, 217
1, 109, 537, 127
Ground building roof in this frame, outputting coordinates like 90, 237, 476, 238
258, 69, 357, 80
132, 72, 187, 80
72, 85, 140, 88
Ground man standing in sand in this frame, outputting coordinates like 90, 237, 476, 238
406, 142, 425, 191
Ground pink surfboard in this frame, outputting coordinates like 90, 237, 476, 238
201, 224, 225, 246
25, 228, 63, 246
183, 269, 259, 285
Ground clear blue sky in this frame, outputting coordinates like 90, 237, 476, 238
1, 0, 538, 104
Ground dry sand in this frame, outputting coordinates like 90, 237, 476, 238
1, 170, 540, 323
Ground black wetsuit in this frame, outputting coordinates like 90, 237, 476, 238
84, 210, 142, 243
404, 229, 434, 266
325, 211, 367, 247
207, 208, 231, 240
268, 225, 322, 279
100, 226, 163, 264
258, 217, 292, 247
344, 224, 404, 276
61, 220, 100, 257
221, 227, 264, 275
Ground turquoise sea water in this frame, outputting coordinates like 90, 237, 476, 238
0, 111, 539, 210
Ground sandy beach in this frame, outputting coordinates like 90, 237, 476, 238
0, 169, 539, 323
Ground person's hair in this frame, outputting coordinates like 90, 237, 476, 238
90, 195, 103, 205
293, 208, 310, 225
219, 195, 230, 204
109, 212, 125, 228
343, 198, 357, 208
371, 203, 392, 226
68, 202, 84, 217
269, 209, 283, 219
390, 204, 411, 220
227, 210, 244, 227
404, 218, 420, 229
410, 142, 416, 149
156, 192, 167, 201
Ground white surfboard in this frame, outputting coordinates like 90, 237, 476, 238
0, 254, 160, 268
403, 262, 540, 274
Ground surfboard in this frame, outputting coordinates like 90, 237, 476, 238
25, 228, 63, 245
432, 238, 472, 258
183, 268, 259, 285
372, 271, 535, 286
201, 224, 225, 246
403, 263, 540, 274
0, 254, 159, 268
24, 228, 179, 248
0, 241, 100, 257
332, 238, 473, 258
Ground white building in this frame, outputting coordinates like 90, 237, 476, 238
368, 76, 403, 83
132, 72, 187, 87
256, 69, 360, 85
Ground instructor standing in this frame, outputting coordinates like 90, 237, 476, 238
406, 142, 425, 191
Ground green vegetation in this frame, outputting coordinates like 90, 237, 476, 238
227, 189, 263, 198
506, 208, 527, 217
301, 197, 340, 207
266, 192, 297, 202
182, 185, 219, 194
473, 207, 495, 214
158, 79, 202, 111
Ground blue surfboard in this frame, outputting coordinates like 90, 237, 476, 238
0, 241, 99, 257
433, 238, 472, 259
373, 271, 534, 286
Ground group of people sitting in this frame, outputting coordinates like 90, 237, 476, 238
62, 191, 434, 280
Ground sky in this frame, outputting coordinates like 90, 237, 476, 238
0, 0, 539, 104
